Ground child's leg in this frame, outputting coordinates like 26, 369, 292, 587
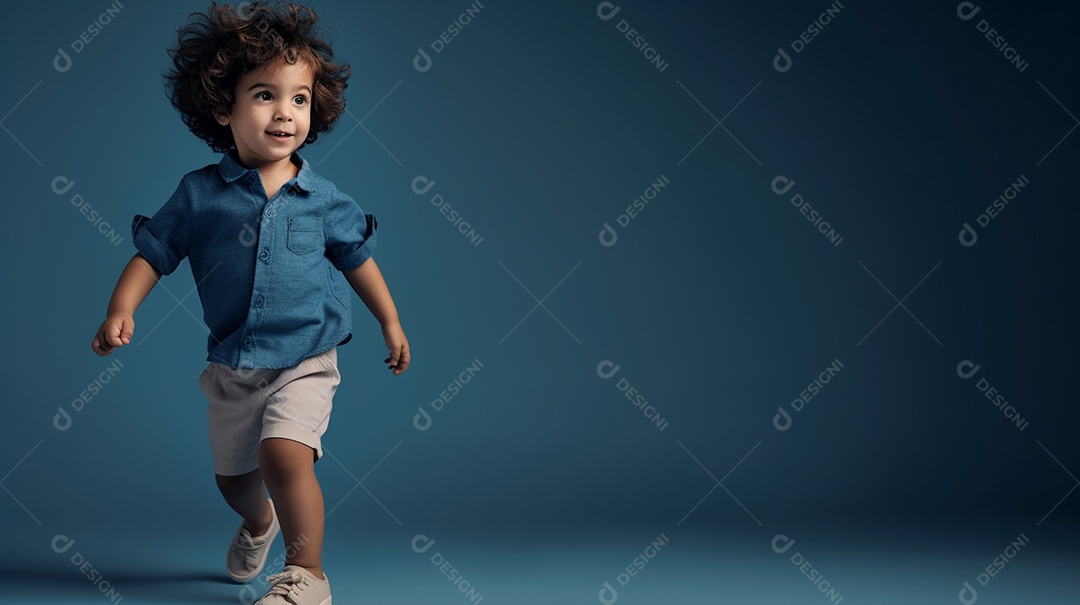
215, 469, 274, 536
259, 437, 325, 579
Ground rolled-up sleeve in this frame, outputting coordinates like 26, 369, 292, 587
131, 178, 192, 275
325, 192, 377, 272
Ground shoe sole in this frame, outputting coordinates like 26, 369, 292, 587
255, 592, 330, 604
257, 596, 330, 605
227, 498, 281, 583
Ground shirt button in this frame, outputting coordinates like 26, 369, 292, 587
244, 338, 253, 348
254, 296, 264, 307
265, 208, 274, 218
259, 249, 269, 261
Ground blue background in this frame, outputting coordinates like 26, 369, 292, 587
2, 1, 1078, 603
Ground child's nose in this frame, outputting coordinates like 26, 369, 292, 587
274, 102, 293, 121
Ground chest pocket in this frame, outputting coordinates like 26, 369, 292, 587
287, 217, 323, 255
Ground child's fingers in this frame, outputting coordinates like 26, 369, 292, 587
96, 327, 110, 350
92, 335, 112, 356
108, 323, 125, 348
384, 344, 410, 374
119, 318, 135, 345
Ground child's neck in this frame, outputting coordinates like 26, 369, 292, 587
237, 153, 299, 200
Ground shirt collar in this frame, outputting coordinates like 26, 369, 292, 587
217, 149, 316, 193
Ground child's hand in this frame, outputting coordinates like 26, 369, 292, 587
381, 320, 410, 375
92, 313, 135, 356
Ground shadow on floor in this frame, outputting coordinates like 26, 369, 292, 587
0, 564, 248, 604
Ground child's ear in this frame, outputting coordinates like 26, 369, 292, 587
213, 107, 230, 126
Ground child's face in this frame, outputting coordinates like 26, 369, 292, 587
215, 59, 314, 170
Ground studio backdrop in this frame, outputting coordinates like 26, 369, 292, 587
1, 1, 1077, 603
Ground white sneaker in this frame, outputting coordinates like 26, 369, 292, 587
227, 499, 280, 582
257, 565, 331, 605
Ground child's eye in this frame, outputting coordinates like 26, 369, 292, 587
293, 96, 308, 106
256, 91, 273, 101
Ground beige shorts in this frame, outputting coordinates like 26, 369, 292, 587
199, 347, 340, 476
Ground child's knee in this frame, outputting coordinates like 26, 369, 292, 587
258, 437, 314, 482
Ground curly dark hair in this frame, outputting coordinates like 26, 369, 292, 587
164, 2, 350, 152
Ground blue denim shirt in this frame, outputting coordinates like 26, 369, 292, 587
131, 149, 377, 370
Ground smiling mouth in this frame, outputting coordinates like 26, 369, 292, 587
267, 131, 294, 138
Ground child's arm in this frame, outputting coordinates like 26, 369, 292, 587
344, 257, 410, 375
91, 253, 162, 356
